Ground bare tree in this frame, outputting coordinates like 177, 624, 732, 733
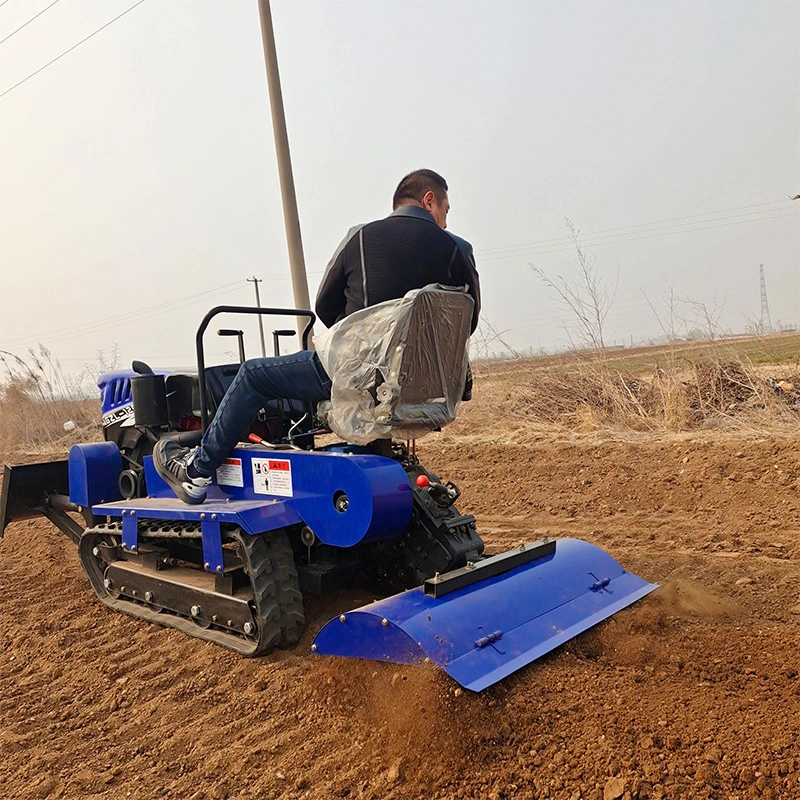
678, 295, 727, 342
470, 315, 522, 361
531, 219, 617, 352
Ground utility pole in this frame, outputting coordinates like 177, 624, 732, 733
759, 264, 772, 335
257, 0, 313, 345
247, 276, 267, 356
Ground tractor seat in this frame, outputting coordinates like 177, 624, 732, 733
314, 284, 474, 445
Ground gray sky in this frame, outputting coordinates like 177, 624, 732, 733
1, 0, 798, 378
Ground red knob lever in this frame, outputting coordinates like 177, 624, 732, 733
415, 474, 430, 488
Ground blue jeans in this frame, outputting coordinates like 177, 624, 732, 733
193, 350, 331, 476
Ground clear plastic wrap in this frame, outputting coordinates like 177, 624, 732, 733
315, 284, 474, 445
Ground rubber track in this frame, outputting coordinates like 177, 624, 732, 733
78, 523, 299, 657
262, 529, 305, 647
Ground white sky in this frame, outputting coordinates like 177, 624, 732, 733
1, 0, 798, 378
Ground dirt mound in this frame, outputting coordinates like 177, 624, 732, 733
3, 384, 800, 797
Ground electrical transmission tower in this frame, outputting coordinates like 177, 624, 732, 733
759, 264, 772, 335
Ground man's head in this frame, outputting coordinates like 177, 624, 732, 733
392, 168, 450, 229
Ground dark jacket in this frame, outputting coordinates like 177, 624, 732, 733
315, 205, 481, 333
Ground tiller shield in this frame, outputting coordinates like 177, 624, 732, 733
312, 538, 657, 692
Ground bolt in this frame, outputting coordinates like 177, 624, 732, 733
339, 614, 347, 623
122, 510, 126, 516
200, 513, 206, 520
381, 618, 389, 627
131, 589, 137, 596
130, 510, 135, 516
103, 578, 113, 590
226, 619, 232, 626
211, 514, 217, 521
144, 592, 154, 602
92, 546, 101, 557
120, 586, 126, 594
191, 605, 201, 617
204, 562, 210, 570
311, 644, 317, 652
212, 615, 218, 623
243, 622, 255, 635
216, 565, 222, 573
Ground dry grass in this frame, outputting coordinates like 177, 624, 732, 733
0, 349, 100, 460
464, 335, 800, 442
506, 357, 800, 435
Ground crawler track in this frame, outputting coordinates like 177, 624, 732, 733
78, 521, 304, 656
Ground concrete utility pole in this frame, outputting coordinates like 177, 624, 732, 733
257, 0, 313, 345
247, 275, 268, 356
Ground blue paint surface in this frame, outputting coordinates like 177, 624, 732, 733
312, 538, 658, 692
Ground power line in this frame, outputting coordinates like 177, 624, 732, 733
0, 1, 13, 8
0, 279, 244, 349
479, 210, 800, 262
0, 0, 144, 100
485, 206, 796, 256
475, 199, 793, 257
0, 0, 61, 47
0, 269, 327, 352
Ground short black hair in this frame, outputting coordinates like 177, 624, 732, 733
392, 169, 448, 210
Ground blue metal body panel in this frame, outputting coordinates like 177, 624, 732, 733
68, 442, 123, 507
311, 538, 658, 692
134, 446, 413, 545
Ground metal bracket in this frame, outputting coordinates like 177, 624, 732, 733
424, 539, 557, 598
200, 515, 224, 574
121, 510, 138, 553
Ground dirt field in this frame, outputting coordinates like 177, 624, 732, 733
2, 355, 800, 800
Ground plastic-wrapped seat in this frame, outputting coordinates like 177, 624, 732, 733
315, 284, 474, 445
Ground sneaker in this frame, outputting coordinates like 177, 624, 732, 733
152, 440, 212, 505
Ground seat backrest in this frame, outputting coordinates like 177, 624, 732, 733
315, 284, 474, 444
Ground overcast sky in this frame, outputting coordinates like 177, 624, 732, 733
1, 0, 798, 380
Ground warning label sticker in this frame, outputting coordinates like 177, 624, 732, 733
252, 457, 293, 497
216, 457, 244, 488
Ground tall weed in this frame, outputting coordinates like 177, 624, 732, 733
0, 348, 100, 459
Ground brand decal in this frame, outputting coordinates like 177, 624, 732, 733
102, 403, 134, 428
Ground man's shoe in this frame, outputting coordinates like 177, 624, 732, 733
152, 440, 212, 505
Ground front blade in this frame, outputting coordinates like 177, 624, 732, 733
312, 538, 657, 692
1, 461, 69, 537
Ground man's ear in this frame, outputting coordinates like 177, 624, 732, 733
421, 190, 436, 210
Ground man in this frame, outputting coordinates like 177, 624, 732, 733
154, 169, 480, 504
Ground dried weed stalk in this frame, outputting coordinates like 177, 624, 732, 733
0, 348, 100, 459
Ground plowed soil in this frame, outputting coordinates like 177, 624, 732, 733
2, 364, 800, 800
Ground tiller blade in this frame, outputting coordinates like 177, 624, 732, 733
312, 538, 657, 692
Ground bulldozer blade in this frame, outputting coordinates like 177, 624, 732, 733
1, 461, 70, 537
312, 538, 657, 692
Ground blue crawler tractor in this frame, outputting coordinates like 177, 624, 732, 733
0, 302, 656, 692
